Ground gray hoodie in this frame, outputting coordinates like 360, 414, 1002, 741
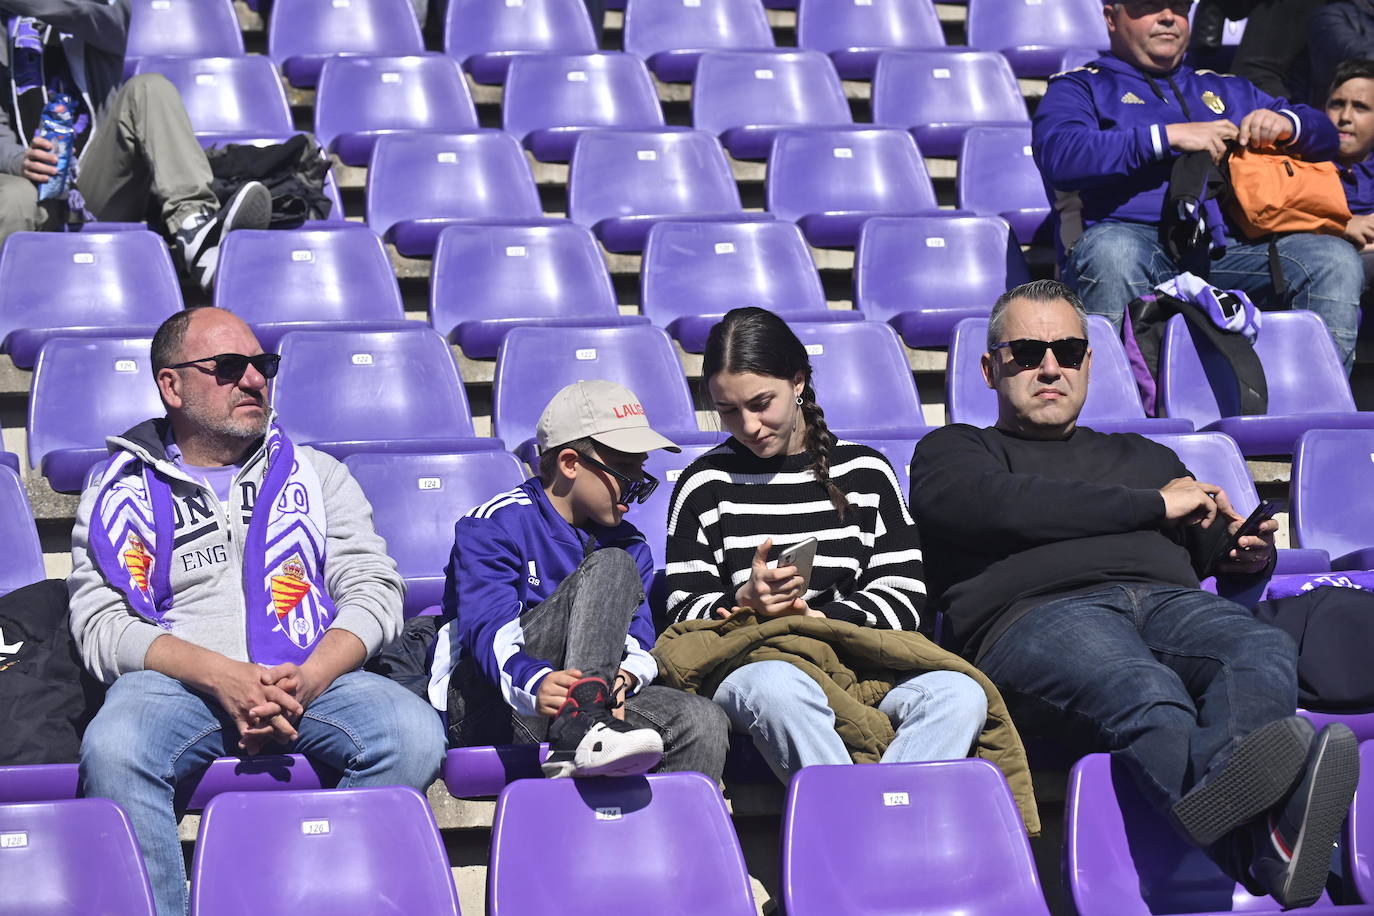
67, 419, 405, 684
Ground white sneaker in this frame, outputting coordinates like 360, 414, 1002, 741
540, 677, 664, 779
177, 180, 272, 292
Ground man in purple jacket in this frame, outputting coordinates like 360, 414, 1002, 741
1033, 0, 1364, 369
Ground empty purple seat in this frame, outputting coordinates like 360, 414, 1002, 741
314, 55, 478, 166
272, 328, 494, 458
966, 0, 1110, 77
872, 50, 1029, 157
1292, 429, 1374, 569
445, 0, 598, 84
792, 321, 930, 439
492, 324, 714, 460
1159, 310, 1374, 456
641, 220, 855, 352
692, 50, 852, 159
267, 0, 424, 88
366, 131, 547, 258
623, 0, 774, 82
0, 231, 181, 368
29, 336, 163, 493
503, 52, 664, 162
125, 0, 244, 75
190, 787, 460, 916
215, 225, 415, 350
176, 755, 339, 811
0, 798, 157, 915
132, 56, 292, 142
958, 125, 1052, 245
568, 128, 752, 253
949, 316, 1193, 434
490, 772, 755, 915
855, 215, 1031, 347
442, 744, 549, 798
343, 451, 529, 615
1065, 752, 1357, 914
0, 466, 44, 596
431, 222, 646, 358
0, 764, 79, 803
766, 128, 946, 248
796, 0, 945, 79
782, 760, 1049, 916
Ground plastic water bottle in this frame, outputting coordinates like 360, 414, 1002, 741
34, 94, 76, 201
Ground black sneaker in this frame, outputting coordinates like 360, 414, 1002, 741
1170, 716, 1314, 848
541, 676, 663, 779
1247, 722, 1359, 909
176, 180, 272, 292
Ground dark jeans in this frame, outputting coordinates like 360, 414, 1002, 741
977, 584, 1298, 815
448, 548, 728, 781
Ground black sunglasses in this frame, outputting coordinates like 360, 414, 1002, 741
577, 452, 659, 505
167, 352, 281, 383
990, 337, 1089, 370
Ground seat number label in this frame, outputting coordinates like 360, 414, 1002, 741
925, 237, 945, 248
595, 807, 622, 820
114, 359, 137, 372
292, 250, 314, 262
805, 343, 824, 355
883, 792, 910, 807
73, 252, 94, 264
351, 353, 374, 366
417, 476, 441, 490
0, 833, 27, 848
575, 348, 597, 360
301, 819, 330, 835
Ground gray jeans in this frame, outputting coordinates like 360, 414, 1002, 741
447, 548, 729, 782
0, 72, 218, 244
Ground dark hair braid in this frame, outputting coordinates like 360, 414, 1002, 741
799, 383, 847, 519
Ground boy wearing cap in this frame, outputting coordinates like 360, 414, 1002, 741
431, 380, 728, 780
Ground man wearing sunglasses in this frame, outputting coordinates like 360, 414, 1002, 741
68, 307, 444, 916
1033, 0, 1364, 371
912, 280, 1357, 909
434, 379, 728, 782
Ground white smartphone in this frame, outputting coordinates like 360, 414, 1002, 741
777, 537, 819, 591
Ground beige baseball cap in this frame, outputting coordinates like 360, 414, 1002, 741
536, 380, 681, 455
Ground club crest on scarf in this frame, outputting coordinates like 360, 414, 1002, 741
270, 556, 311, 619
121, 532, 152, 592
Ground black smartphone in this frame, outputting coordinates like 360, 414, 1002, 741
1213, 499, 1279, 566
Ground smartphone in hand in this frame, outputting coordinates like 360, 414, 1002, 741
778, 537, 819, 591
1209, 499, 1278, 570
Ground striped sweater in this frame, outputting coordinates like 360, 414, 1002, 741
665, 439, 925, 630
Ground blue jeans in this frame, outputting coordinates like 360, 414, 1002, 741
1063, 220, 1364, 371
976, 584, 1297, 817
713, 660, 988, 782
79, 669, 446, 916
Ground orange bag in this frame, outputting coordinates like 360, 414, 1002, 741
1226, 148, 1352, 240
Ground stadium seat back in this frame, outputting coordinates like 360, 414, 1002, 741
0, 465, 45, 595
132, 55, 292, 140
872, 50, 1027, 156
126, 0, 244, 63
797, 0, 943, 77
692, 49, 850, 157
268, 0, 423, 87
446, 0, 598, 83
966, 0, 1109, 75
623, 0, 774, 81
791, 320, 926, 438
636, 443, 725, 570
1146, 432, 1259, 514
957, 125, 1052, 244
766, 127, 936, 225
1292, 428, 1374, 564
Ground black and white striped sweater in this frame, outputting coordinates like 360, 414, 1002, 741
664, 438, 925, 630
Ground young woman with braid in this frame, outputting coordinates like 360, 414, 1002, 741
663, 307, 987, 780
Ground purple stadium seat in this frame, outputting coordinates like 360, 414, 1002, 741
636, 442, 722, 567
1350, 740, 1374, 904
0, 798, 157, 915
430, 222, 646, 358
267, 0, 424, 88
366, 131, 547, 258
857, 437, 930, 499
767, 128, 951, 248
1301, 708, 1374, 744
0, 466, 44, 596
782, 760, 1050, 916
272, 327, 494, 458
1065, 752, 1362, 914
124, 0, 244, 76
949, 315, 1193, 433
28, 336, 163, 493
692, 50, 852, 160
1056, 47, 1101, 72
489, 772, 755, 915
796, 0, 945, 79
492, 324, 716, 461
958, 125, 1052, 245
567, 128, 753, 253
343, 450, 529, 615
1159, 310, 1374, 456
623, 0, 775, 82
176, 755, 339, 811
131, 56, 292, 142
966, 0, 1110, 77
215, 225, 416, 350
854, 215, 1031, 347
640, 220, 856, 352
503, 52, 665, 162
1292, 429, 1374, 569
445, 0, 598, 84
0, 764, 79, 803
189, 787, 460, 916
0, 452, 15, 474
442, 744, 549, 798
0, 231, 181, 368
872, 50, 1029, 157
791, 321, 929, 439
314, 54, 478, 167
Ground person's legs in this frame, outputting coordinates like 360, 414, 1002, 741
713, 660, 851, 782
877, 669, 987, 763
79, 670, 238, 916
622, 684, 730, 781
0, 173, 37, 246
1062, 221, 1181, 329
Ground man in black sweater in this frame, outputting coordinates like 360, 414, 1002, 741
910, 279, 1357, 909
